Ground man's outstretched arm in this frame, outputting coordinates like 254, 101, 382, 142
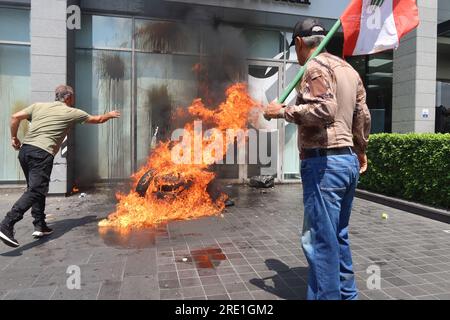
10, 110, 31, 150
85, 110, 121, 124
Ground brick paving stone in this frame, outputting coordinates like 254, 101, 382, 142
224, 282, 248, 294
378, 287, 412, 300
3, 286, 56, 300
203, 284, 228, 296
180, 277, 202, 288
97, 280, 122, 300
160, 288, 182, 300
385, 277, 411, 287
0, 185, 449, 300
220, 274, 243, 284
200, 276, 221, 286
251, 291, 280, 300
414, 295, 439, 300
120, 276, 159, 300
159, 279, 181, 289
158, 271, 179, 281
399, 285, 430, 297
207, 294, 230, 300
180, 285, 205, 298
178, 270, 198, 279
229, 291, 254, 300
436, 291, 450, 299
51, 283, 101, 300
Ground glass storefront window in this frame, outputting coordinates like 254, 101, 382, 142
0, 44, 30, 181
135, 52, 199, 167
283, 63, 301, 180
286, 32, 297, 62
347, 51, 393, 133
0, 6, 30, 181
74, 49, 132, 182
367, 51, 393, 133
247, 63, 281, 179
244, 28, 284, 60
76, 15, 132, 48
135, 19, 200, 54
71, 14, 395, 183
0, 8, 29, 43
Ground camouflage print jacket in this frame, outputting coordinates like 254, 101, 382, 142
283, 52, 371, 156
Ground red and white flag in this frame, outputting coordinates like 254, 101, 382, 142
341, 0, 419, 56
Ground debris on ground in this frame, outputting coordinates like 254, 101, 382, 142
249, 175, 275, 188
224, 199, 235, 207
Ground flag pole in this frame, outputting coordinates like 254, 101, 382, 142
278, 19, 342, 104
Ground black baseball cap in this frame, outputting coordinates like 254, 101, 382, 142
290, 19, 326, 47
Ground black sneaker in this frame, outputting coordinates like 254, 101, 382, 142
32, 225, 53, 238
0, 223, 19, 248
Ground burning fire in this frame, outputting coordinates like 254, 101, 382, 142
72, 186, 79, 193
98, 83, 258, 230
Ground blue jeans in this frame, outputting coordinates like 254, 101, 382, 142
300, 152, 360, 300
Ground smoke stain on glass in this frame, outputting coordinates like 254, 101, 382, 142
135, 21, 186, 53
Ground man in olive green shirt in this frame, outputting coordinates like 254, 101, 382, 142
0, 85, 120, 248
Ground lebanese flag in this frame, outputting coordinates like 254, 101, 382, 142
341, 0, 419, 56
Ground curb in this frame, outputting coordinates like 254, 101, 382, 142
355, 189, 450, 224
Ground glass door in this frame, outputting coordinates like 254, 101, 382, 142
247, 61, 283, 182
283, 62, 302, 181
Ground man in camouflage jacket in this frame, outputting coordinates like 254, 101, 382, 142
264, 19, 371, 300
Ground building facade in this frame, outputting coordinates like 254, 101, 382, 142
0, 0, 448, 193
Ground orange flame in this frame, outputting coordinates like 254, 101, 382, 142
72, 186, 79, 193
98, 83, 259, 230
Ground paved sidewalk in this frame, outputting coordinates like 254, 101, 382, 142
0, 184, 449, 300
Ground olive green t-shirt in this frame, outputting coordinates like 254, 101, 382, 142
21, 102, 91, 155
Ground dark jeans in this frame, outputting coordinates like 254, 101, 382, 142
2, 144, 54, 228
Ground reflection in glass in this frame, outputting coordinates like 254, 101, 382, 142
76, 15, 132, 48
74, 50, 132, 183
347, 51, 393, 133
247, 64, 280, 178
135, 19, 199, 54
367, 51, 393, 133
286, 32, 297, 62
0, 45, 30, 180
283, 63, 301, 180
284, 123, 300, 180
0, 8, 29, 43
244, 28, 284, 60
136, 52, 199, 168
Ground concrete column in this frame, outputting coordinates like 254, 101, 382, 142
392, 0, 438, 133
31, 0, 68, 194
